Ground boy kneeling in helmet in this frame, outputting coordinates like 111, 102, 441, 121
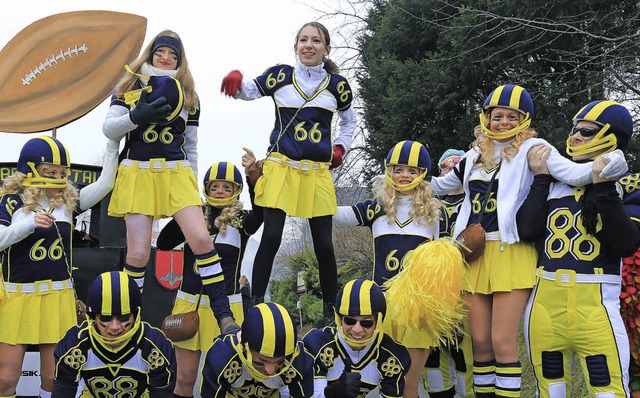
200, 302, 314, 398
52, 272, 176, 398
303, 279, 411, 398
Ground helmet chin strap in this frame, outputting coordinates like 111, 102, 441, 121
565, 124, 617, 157
204, 190, 241, 207
234, 342, 298, 383
479, 112, 531, 140
22, 162, 69, 189
89, 312, 142, 353
335, 312, 384, 349
384, 169, 427, 192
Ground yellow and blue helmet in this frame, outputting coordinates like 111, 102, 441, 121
202, 161, 243, 207
236, 303, 299, 381
335, 279, 386, 347
335, 279, 386, 320
384, 140, 431, 192
480, 84, 534, 140
124, 66, 184, 125
17, 135, 71, 189
86, 271, 141, 319
85, 271, 143, 352
566, 100, 633, 158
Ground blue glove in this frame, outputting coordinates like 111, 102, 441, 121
129, 89, 172, 126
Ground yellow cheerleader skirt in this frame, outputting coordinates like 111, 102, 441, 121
254, 153, 336, 218
171, 291, 244, 352
0, 281, 76, 344
467, 241, 537, 294
108, 159, 202, 219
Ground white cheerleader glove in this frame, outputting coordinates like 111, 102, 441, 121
599, 149, 628, 179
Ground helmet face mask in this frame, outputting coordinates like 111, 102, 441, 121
384, 140, 431, 192
203, 162, 243, 207
85, 272, 142, 352
17, 136, 71, 189
566, 100, 632, 158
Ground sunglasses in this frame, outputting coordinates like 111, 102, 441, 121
97, 314, 133, 324
342, 316, 375, 329
439, 156, 462, 170
571, 126, 601, 138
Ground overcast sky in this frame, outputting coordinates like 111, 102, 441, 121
0, 0, 336, 203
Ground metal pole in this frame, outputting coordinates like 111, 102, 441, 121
296, 300, 303, 331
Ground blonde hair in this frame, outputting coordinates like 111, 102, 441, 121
472, 112, 539, 167
207, 200, 244, 237
373, 177, 442, 227
0, 169, 78, 213
114, 30, 198, 111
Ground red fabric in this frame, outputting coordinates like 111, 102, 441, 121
330, 145, 345, 169
220, 70, 243, 96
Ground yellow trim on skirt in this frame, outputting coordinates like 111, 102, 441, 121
0, 287, 76, 344
108, 160, 202, 219
170, 294, 245, 352
254, 153, 337, 218
466, 241, 537, 294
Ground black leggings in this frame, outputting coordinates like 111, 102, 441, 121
251, 208, 338, 303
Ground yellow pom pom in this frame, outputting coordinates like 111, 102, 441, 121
384, 239, 469, 345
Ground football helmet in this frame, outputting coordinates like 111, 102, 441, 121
123, 65, 184, 124
479, 84, 534, 140
384, 140, 431, 192
335, 279, 386, 348
202, 162, 243, 207
86, 271, 142, 352
17, 135, 71, 189
566, 100, 633, 157
235, 303, 299, 382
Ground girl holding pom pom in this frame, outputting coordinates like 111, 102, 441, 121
334, 140, 467, 398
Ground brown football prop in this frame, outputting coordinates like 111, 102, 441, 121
0, 10, 147, 133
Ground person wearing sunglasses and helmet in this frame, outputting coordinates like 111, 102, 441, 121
428, 85, 631, 397
156, 148, 263, 398
200, 302, 314, 398
334, 140, 450, 398
516, 100, 640, 398
0, 136, 118, 398
303, 279, 410, 398
52, 271, 176, 398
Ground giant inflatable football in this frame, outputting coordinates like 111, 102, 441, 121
0, 10, 147, 133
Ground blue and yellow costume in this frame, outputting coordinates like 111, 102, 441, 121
517, 101, 640, 398
303, 279, 410, 398
53, 271, 175, 398
0, 136, 118, 346
156, 162, 263, 349
200, 303, 314, 398
103, 72, 201, 219
334, 141, 438, 288
234, 54, 357, 321
238, 61, 355, 218
429, 86, 612, 397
